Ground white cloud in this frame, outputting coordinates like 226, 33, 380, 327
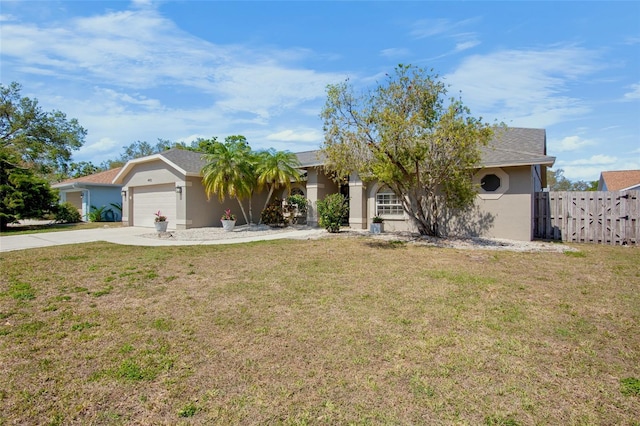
549, 135, 596, 153
558, 154, 617, 166
446, 46, 600, 127
0, 14, 18, 22
455, 39, 480, 52
0, 6, 343, 116
380, 47, 410, 58
623, 82, 640, 100
266, 128, 323, 143
410, 18, 480, 58
410, 17, 480, 39
555, 154, 619, 181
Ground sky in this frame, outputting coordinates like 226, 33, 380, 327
1, 0, 639, 182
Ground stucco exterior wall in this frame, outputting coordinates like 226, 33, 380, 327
361, 166, 536, 241
121, 161, 183, 187
306, 168, 340, 226
59, 186, 121, 221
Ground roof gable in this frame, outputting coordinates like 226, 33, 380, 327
112, 149, 205, 184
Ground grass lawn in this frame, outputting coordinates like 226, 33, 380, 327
1, 221, 123, 236
0, 237, 638, 425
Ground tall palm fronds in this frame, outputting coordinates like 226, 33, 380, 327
256, 149, 302, 223
201, 137, 254, 225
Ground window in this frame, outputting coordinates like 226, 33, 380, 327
474, 168, 509, 200
481, 174, 501, 192
290, 187, 305, 197
376, 188, 403, 215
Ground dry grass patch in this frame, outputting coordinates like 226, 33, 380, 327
0, 238, 638, 424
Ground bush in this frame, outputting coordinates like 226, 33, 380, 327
286, 194, 308, 215
260, 199, 287, 227
88, 205, 112, 222
54, 202, 82, 223
317, 193, 349, 233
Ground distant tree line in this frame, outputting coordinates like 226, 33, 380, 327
546, 169, 598, 191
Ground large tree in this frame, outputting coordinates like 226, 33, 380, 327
0, 82, 85, 228
256, 148, 302, 223
1, 82, 86, 177
201, 136, 255, 225
321, 64, 494, 237
0, 151, 58, 230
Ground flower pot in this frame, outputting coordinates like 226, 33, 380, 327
155, 221, 168, 233
221, 219, 236, 231
370, 222, 383, 234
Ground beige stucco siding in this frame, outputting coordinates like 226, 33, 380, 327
356, 166, 536, 240
306, 168, 340, 226
474, 166, 534, 240
121, 161, 183, 187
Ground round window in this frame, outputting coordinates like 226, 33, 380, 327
481, 174, 501, 192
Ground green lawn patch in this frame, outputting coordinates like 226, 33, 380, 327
0, 239, 638, 424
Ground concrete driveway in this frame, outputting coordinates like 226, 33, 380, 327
0, 226, 326, 253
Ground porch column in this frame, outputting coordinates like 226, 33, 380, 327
306, 168, 321, 227
348, 172, 366, 229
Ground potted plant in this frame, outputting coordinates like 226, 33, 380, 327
286, 194, 308, 225
221, 209, 236, 231
370, 216, 384, 234
154, 210, 168, 232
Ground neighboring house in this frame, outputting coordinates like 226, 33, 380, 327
113, 127, 555, 240
597, 170, 640, 191
53, 168, 123, 221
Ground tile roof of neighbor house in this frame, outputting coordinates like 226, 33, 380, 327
599, 170, 640, 191
53, 167, 123, 187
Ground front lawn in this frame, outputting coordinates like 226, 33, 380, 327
0, 238, 638, 424
1, 221, 122, 236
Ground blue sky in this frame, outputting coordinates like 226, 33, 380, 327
1, 0, 639, 182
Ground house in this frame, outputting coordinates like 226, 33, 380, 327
597, 170, 640, 191
53, 168, 123, 221
113, 127, 554, 241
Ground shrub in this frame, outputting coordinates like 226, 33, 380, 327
88, 205, 110, 222
54, 202, 82, 223
286, 194, 308, 215
317, 193, 349, 233
261, 199, 287, 227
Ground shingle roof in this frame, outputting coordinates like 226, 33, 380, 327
481, 127, 555, 167
116, 127, 553, 182
292, 127, 554, 169
295, 150, 326, 167
160, 148, 207, 174
53, 167, 123, 187
599, 170, 640, 191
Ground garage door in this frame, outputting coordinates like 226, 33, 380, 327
132, 184, 177, 229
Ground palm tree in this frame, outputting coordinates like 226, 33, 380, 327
201, 136, 254, 225
256, 149, 302, 223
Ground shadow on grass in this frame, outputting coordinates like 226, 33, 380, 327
1, 222, 122, 235
363, 240, 407, 249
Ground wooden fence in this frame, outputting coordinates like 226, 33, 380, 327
534, 191, 639, 245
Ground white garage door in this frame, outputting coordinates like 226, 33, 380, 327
132, 184, 177, 229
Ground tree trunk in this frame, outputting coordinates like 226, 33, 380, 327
235, 198, 249, 225
258, 186, 275, 225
